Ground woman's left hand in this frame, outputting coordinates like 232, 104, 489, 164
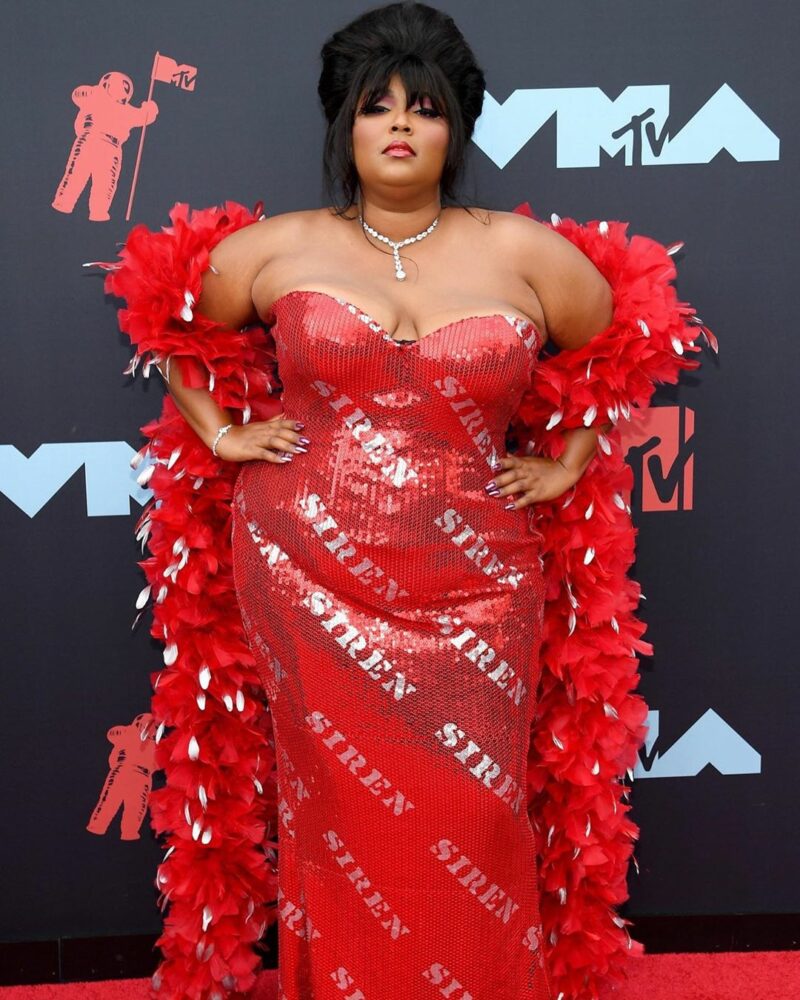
484, 454, 581, 509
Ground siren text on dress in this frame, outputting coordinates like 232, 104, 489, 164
231, 289, 553, 1000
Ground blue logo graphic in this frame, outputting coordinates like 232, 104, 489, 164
0, 442, 152, 517
473, 83, 779, 168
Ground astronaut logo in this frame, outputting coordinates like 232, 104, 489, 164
51, 71, 158, 222
86, 712, 158, 841
51, 51, 197, 222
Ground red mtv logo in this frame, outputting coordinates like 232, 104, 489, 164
620, 405, 695, 512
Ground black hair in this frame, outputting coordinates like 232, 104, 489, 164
317, 1, 487, 217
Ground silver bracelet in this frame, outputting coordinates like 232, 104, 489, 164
211, 423, 233, 458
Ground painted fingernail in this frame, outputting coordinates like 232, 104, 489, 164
294, 421, 305, 429
295, 446, 308, 453
280, 454, 293, 462
298, 436, 310, 444
484, 480, 496, 490
490, 460, 502, 471
487, 487, 501, 497
504, 500, 516, 509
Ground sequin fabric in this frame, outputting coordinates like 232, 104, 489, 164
231, 289, 552, 1000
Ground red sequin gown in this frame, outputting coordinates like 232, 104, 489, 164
230, 289, 553, 1000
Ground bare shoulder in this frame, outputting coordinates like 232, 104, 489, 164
211, 207, 318, 268
483, 209, 614, 349
484, 208, 587, 263
198, 208, 319, 328
456, 206, 590, 271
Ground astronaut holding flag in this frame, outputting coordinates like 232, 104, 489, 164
51, 52, 197, 222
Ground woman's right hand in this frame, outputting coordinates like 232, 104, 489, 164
214, 413, 309, 463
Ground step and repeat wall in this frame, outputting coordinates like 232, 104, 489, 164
2, 0, 796, 945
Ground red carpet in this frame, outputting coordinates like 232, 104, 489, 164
0, 952, 797, 1000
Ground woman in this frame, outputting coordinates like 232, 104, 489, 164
93, 3, 715, 999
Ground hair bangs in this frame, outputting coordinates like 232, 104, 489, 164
355, 57, 451, 120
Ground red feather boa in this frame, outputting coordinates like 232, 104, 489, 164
92, 199, 717, 1000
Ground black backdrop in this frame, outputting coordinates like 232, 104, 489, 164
2, 0, 798, 946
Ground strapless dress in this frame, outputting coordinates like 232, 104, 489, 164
230, 288, 552, 999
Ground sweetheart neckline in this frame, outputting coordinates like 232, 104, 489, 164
266, 288, 544, 352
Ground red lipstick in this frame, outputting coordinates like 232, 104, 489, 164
382, 141, 416, 157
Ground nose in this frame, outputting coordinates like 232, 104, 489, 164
390, 107, 413, 133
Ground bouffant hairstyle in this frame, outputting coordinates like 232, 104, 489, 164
318, 1, 486, 214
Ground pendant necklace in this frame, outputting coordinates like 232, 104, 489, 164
359, 208, 441, 281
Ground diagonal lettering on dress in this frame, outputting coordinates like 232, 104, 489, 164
304, 591, 418, 702
277, 885, 322, 942
274, 743, 311, 840
312, 380, 421, 488
421, 961, 475, 1000
322, 829, 411, 941
434, 722, 527, 815
306, 710, 416, 818
434, 506, 525, 588
299, 492, 410, 601
430, 837, 521, 923
329, 966, 368, 998
437, 613, 528, 705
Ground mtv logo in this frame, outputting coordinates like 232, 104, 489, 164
473, 83, 779, 169
620, 406, 695, 512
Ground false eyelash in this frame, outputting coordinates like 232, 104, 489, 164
359, 104, 443, 119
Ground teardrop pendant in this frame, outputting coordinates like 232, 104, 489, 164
359, 207, 441, 282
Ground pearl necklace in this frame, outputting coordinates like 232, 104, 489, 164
359, 210, 441, 281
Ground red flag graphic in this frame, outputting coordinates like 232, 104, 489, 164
152, 54, 197, 91
124, 51, 198, 220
